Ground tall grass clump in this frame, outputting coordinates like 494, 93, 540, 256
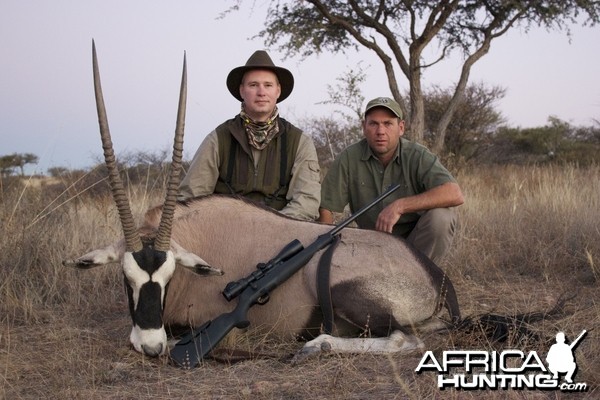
449, 164, 598, 279
0, 171, 165, 327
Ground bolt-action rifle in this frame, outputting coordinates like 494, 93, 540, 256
170, 184, 401, 368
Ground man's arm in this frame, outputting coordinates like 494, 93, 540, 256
317, 148, 351, 225
375, 182, 464, 233
279, 133, 321, 221
178, 131, 220, 201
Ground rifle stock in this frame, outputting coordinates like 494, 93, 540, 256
170, 184, 401, 368
169, 298, 252, 368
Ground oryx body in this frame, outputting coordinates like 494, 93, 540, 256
152, 195, 456, 335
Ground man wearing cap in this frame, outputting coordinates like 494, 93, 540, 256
178, 51, 321, 221
318, 97, 464, 263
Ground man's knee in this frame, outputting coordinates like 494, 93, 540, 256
406, 208, 457, 263
418, 208, 457, 236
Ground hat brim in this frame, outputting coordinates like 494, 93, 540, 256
226, 66, 294, 103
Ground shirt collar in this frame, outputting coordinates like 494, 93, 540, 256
360, 138, 402, 165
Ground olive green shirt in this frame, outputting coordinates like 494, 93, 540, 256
321, 138, 456, 237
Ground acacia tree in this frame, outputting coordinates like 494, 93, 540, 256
232, 0, 599, 153
423, 82, 506, 159
0, 153, 38, 176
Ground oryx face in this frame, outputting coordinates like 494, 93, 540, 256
63, 234, 220, 357
123, 246, 176, 356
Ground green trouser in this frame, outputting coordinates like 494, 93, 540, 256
405, 208, 457, 264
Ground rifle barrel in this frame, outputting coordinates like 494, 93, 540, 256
569, 329, 587, 349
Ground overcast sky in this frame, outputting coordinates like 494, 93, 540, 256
2, 1, 599, 175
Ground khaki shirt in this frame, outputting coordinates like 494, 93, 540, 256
321, 138, 456, 237
179, 129, 321, 221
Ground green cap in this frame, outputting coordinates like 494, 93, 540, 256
364, 97, 403, 119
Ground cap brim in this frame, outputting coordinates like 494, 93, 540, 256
365, 104, 402, 119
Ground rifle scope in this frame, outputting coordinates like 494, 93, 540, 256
222, 239, 304, 301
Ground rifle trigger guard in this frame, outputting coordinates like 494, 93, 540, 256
256, 294, 270, 305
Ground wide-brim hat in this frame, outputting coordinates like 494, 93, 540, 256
226, 50, 294, 103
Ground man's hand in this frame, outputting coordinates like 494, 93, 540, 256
318, 208, 335, 224
375, 182, 464, 233
376, 202, 402, 233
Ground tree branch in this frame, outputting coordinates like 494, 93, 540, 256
307, 0, 405, 109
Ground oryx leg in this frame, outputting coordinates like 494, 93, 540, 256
292, 330, 424, 363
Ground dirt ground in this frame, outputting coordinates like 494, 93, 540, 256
2, 271, 597, 400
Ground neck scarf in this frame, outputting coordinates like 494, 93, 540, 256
240, 104, 280, 150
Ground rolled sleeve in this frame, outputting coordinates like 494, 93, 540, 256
408, 145, 457, 193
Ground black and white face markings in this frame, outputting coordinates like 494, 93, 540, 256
122, 244, 176, 357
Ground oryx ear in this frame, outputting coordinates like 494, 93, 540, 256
63, 239, 126, 269
171, 240, 223, 276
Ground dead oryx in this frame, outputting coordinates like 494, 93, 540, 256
64, 42, 462, 364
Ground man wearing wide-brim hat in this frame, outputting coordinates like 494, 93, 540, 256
179, 50, 321, 221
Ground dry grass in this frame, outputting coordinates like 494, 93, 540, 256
1, 164, 598, 399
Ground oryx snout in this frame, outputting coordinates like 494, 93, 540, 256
123, 249, 176, 357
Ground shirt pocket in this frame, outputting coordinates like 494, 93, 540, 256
350, 176, 378, 191
349, 176, 379, 210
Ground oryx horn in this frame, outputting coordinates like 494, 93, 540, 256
92, 40, 142, 252
154, 53, 187, 252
